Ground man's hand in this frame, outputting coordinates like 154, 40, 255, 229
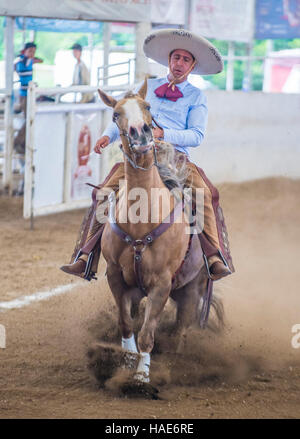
94, 136, 110, 154
153, 127, 164, 140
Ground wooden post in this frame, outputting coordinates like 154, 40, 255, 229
23, 81, 36, 226
3, 16, 15, 194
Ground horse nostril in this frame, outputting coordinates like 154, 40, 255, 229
130, 127, 138, 139
143, 123, 150, 133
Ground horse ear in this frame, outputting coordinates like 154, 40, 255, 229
137, 77, 148, 100
98, 89, 117, 107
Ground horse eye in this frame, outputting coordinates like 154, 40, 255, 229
145, 105, 151, 111
113, 112, 119, 121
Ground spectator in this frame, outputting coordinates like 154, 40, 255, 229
14, 42, 43, 155
71, 43, 95, 103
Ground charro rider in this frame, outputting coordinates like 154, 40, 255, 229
61, 28, 234, 281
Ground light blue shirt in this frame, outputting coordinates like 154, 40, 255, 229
103, 77, 208, 157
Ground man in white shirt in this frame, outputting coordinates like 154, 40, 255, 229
71, 43, 94, 103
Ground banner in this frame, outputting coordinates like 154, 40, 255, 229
190, 0, 255, 42
15, 17, 103, 33
0, 0, 151, 23
151, 0, 185, 25
255, 0, 300, 39
71, 112, 100, 201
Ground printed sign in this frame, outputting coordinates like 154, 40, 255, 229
256, 0, 300, 39
190, 0, 255, 42
151, 0, 185, 25
71, 113, 100, 201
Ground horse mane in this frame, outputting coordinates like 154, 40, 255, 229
156, 141, 189, 191
124, 91, 136, 99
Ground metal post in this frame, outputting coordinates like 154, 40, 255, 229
63, 112, 73, 204
88, 33, 93, 83
100, 109, 111, 179
23, 82, 36, 225
22, 18, 26, 46
3, 16, 15, 194
103, 23, 111, 86
29, 30, 35, 42
266, 39, 274, 55
243, 40, 253, 91
226, 41, 234, 91
135, 22, 151, 83
184, 0, 191, 30
263, 40, 274, 92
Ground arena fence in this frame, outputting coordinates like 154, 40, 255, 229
23, 82, 130, 221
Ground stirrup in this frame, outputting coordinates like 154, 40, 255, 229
203, 249, 231, 280
74, 250, 97, 282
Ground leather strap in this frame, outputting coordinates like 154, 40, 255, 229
109, 199, 184, 294
199, 278, 213, 329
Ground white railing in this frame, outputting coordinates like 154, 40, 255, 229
97, 58, 135, 86
23, 82, 135, 223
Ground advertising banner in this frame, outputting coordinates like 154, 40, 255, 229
151, 0, 185, 25
15, 17, 103, 33
255, 0, 300, 39
190, 0, 255, 42
71, 112, 100, 201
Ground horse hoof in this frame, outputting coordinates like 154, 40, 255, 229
134, 371, 150, 383
121, 380, 160, 400
122, 351, 140, 370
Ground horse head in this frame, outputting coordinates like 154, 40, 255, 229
98, 78, 154, 155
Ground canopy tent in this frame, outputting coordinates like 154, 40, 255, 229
0, 0, 151, 23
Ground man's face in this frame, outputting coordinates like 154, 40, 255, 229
73, 49, 82, 61
169, 49, 195, 79
24, 47, 36, 59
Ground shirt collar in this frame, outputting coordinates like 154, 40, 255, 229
164, 76, 189, 91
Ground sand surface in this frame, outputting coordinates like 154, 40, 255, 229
0, 177, 300, 419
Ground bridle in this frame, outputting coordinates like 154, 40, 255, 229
114, 112, 162, 172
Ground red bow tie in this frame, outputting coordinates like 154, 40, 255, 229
154, 83, 183, 102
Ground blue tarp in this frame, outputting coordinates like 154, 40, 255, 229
14, 17, 103, 33
256, 0, 300, 39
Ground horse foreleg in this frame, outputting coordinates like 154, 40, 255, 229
106, 264, 142, 352
135, 281, 171, 382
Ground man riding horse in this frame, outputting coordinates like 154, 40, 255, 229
61, 28, 234, 282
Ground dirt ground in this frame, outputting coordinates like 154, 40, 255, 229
0, 177, 300, 419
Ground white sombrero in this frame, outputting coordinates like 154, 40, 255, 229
143, 28, 223, 75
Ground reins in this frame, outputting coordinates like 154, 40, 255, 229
115, 116, 162, 172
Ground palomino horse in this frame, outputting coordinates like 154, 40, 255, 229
98, 79, 217, 384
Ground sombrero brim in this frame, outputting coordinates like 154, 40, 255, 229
143, 29, 223, 75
